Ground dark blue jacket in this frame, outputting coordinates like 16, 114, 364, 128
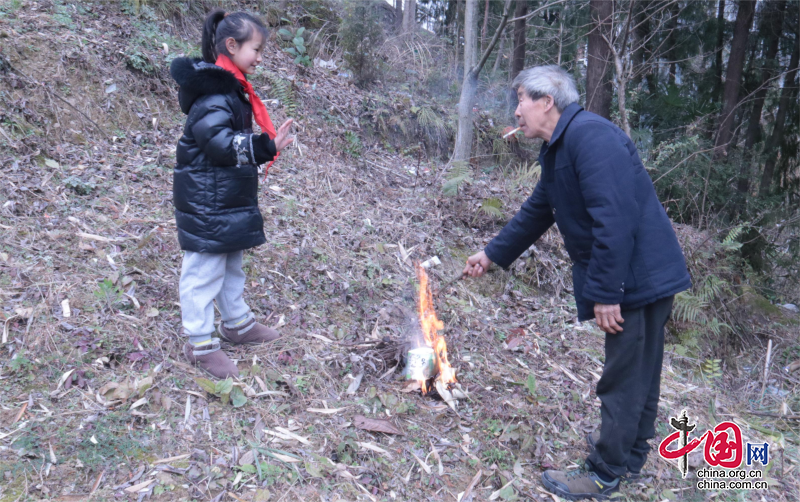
484, 103, 691, 321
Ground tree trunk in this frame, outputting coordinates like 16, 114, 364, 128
454, 0, 514, 163
454, 0, 462, 79
507, 0, 528, 113
737, 0, 786, 194
403, 0, 416, 34
481, 0, 490, 55
713, 0, 755, 159
464, 0, 478, 73
758, 38, 799, 196
666, 1, 679, 86
510, 0, 527, 81
713, 0, 726, 102
492, 32, 506, 75
395, 0, 403, 33
631, 1, 651, 98
586, 0, 613, 119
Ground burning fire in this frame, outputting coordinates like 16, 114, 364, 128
412, 263, 457, 394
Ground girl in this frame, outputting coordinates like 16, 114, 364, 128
169, 9, 294, 378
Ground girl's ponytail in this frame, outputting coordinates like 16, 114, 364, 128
202, 9, 227, 63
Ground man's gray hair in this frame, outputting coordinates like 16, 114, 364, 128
512, 65, 579, 112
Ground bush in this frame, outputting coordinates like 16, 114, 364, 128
339, 0, 385, 87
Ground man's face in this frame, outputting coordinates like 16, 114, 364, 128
515, 89, 550, 140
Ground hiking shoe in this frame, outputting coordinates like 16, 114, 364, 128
183, 340, 239, 379
541, 469, 619, 500
586, 430, 642, 481
218, 317, 281, 345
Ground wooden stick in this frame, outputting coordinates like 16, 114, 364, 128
760, 339, 773, 399
435, 273, 466, 297
746, 411, 800, 420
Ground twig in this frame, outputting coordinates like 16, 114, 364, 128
435, 273, 466, 297
413, 143, 423, 193
746, 411, 800, 420
0, 125, 19, 149
760, 339, 773, 399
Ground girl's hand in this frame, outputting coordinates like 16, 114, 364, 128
274, 119, 295, 152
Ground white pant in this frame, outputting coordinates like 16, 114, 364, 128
179, 251, 251, 336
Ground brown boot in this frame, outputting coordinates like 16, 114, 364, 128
183, 340, 239, 379
218, 317, 280, 345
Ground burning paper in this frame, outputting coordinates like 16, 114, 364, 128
405, 263, 459, 399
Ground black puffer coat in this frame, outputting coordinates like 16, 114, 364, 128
169, 58, 276, 254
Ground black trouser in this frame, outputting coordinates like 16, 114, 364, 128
585, 295, 674, 480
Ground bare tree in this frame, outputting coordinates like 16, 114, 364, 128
597, 1, 681, 136
507, 0, 528, 112
586, 0, 613, 118
464, 0, 478, 72
453, 0, 514, 163
481, 0, 490, 54
738, 0, 787, 194
403, 0, 417, 34
453, 0, 565, 163
395, 0, 403, 33
492, 32, 507, 76
713, 0, 756, 159
759, 38, 799, 196
713, 0, 726, 102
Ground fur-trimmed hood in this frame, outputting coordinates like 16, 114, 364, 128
170, 57, 242, 114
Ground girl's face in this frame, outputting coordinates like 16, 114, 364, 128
225, 31, 264, 75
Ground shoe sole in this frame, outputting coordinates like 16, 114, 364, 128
541, 477, 612, 501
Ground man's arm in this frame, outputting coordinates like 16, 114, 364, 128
483, 180, 555, 269
571, 123, 640, 307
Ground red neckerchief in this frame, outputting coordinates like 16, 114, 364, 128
215, 54, 278, 176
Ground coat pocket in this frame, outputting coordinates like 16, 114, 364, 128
215, 165, 258, 210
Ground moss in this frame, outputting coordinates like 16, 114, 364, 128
742, 288, 783, 316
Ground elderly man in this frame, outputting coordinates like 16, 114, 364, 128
463, 66, 691, 500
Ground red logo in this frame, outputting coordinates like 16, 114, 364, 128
659, 410, 743, 477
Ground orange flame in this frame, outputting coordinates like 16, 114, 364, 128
415, 263, 457, 394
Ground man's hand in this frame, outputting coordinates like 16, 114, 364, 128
594, 303, 624, 334
274, 119, 295, 151
463, 251, 493, 278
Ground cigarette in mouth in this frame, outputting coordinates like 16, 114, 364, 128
503, 127, 521, 139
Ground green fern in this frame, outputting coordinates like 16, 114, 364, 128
701, 358, 723, 380
479, 198, 503, 219
443, 161, 473, 196
265, 72, 298, 117
721, 224, 746, 251
698, 275, 726, 302
673, 291, 706, 323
